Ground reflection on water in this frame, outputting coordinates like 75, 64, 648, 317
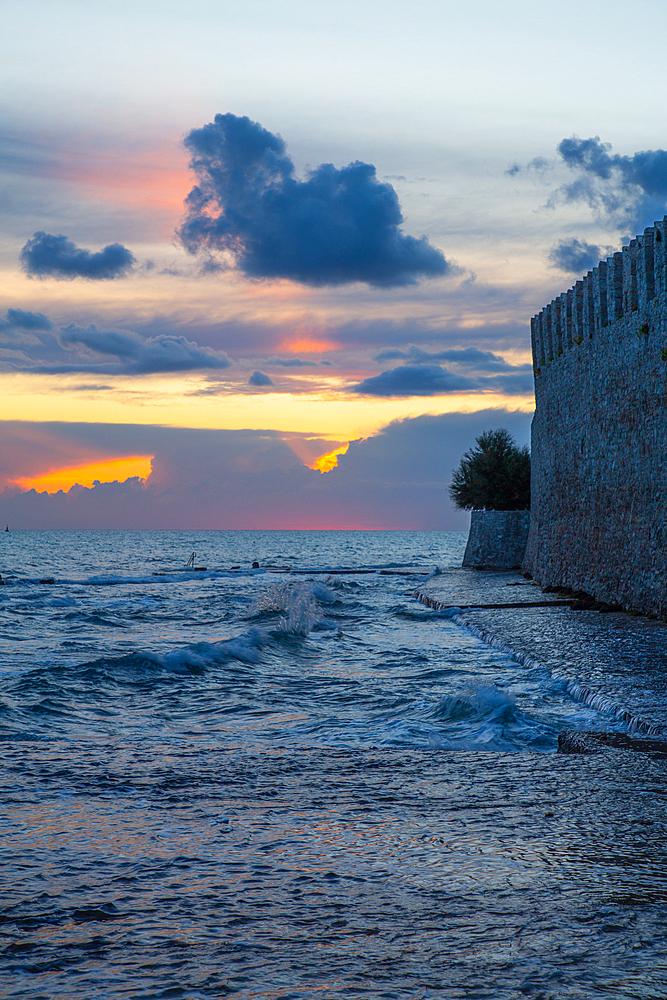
2, 744, 667, 999
0, 531, 666, 997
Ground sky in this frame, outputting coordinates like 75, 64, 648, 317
2, 0, 666, 529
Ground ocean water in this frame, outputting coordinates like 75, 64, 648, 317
1, 529, 666, 999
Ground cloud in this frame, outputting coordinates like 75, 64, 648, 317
248, 370, 274, 386
20, 231, 135, 280
557, 137, 667, 197
479, 371, 536, 395
548, 238, 604, 273
267, 357, 318, 368
55, 324, 231, 375
0, 411, 533, 529
506, 157, 552, 178
127, 285, 532, 361
0, 308, 53, 331
66, 384, 113, 392
350, 363, 476, 396
514, 136, 667, 231
351, 348, 534, 397
372, 345, 528, 373
1, 321, 232, 376
556, 136, 667, 228
178, 112, 450, 287
330, 313, 530, 352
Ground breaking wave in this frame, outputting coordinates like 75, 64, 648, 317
448, 611, 660, 736
79, 627, 268, 674
250, 580, 336, 636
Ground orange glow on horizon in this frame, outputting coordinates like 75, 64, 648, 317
309, 442, 350, 473
13, 455, 154, 494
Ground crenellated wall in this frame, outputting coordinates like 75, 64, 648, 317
524, 218, 667, 617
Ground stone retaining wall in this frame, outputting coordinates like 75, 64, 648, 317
462, 510, 530, 569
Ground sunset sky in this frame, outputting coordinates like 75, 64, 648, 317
2, 0, 666, 528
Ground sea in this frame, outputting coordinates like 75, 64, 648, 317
1, 529, 666, 1000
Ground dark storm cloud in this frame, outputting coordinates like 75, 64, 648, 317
20, 231, 136, 280
548, 238, 604, 274
351, 364, 476, 397
178, 113, 450, 287
0, 308, 53, 331
248, 370, 274, 386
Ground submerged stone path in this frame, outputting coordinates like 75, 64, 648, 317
414, 568, 667, 741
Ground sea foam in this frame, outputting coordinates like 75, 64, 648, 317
250, 580, 334, 636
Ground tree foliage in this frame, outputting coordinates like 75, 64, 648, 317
449, 428, 530, 510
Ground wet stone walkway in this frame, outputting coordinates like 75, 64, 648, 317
415, 570, 667, 738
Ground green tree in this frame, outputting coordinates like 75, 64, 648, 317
449, 429, 530, 510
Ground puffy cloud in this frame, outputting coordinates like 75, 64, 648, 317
20, 231, 135, 280
555, 136, 667, 229
54, 324, 231, 375
514, 136, 667, 231
1, 321, 231, 376
350, 363, 476, 396
178, 112, 449, 287
548, 238, 604, 274
557, 136, 667, 198
248, 370, 274, 386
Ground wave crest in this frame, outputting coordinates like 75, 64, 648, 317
250, 580, 334, 636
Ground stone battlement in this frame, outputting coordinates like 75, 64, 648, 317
531, 218, 667, 366
524, 220, 667, 618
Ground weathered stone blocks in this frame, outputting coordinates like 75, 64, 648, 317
525, 217, 667, 618
463, 510, 530, 569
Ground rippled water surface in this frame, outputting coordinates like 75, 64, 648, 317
1, 530, 666, 998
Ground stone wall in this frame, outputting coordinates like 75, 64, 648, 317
524, 217, 667, 617
463, 510, 530, 569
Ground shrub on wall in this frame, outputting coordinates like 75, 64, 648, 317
449, 429, 530, 511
